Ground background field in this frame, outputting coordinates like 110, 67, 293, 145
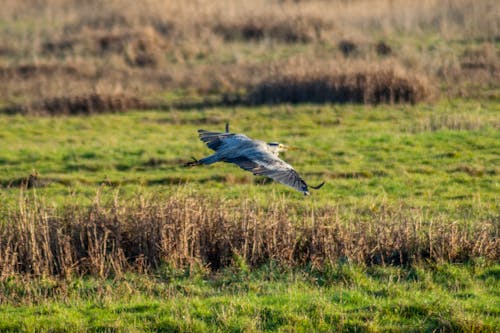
1, 100, 499, 213
0, 0, 499, 332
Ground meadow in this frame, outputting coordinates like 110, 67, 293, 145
1, 100, 498, 332
0, 0, 499, 332
1, 263, 499, 332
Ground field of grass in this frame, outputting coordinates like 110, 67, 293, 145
1, 264, 499, 332
1, 99, 499, 331
1, 0, 499, 331
1, 99, 498, 211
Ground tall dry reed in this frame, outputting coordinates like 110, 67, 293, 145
0, 193, 497, 279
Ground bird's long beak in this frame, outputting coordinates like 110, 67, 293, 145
285, 145, 298, 151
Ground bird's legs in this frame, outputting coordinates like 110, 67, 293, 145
184, 156, 201, 167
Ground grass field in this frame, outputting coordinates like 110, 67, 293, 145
1, 264, 499, 332
1, 99, 498, 211
1, 0, 499, 331
1, 99, 499, 331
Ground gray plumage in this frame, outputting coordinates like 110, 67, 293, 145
186, 125, 324, 195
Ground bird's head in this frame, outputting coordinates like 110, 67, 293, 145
267, 142, 297, 155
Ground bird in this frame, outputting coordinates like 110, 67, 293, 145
185, 123, 325, 195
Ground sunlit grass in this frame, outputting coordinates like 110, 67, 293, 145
1, 263, 498, 332
0, 99, 499, 331
0, 99, 498, 216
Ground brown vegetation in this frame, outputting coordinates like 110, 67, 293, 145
0, 194, 498, 279
460, 44, 498, 70
375, 41, 392, 56
249, 64, 433, 105
0, 63, 82, 80
42, 27, 166, 68
0, 0, 496, 111
4, 93, 145, 115
338, 40, 358, 57
1, 59, 436, 113
213, 14, 329, 43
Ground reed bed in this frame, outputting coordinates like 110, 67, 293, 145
1, 193, 497, 279
249, 63, 433, 105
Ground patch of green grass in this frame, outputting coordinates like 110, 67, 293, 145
0, 263, 498, 332
0, 99, 498, 219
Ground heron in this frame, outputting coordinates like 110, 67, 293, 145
185, 123, 325, 195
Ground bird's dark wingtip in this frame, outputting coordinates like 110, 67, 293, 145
310, 181, 325, 190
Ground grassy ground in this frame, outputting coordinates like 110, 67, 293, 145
1, 263, 499, 332
0, 1, 498, 331
0, 98, 498, 331
1, 99, 498, 214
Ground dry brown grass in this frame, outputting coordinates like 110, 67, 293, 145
248, 61, 434, 105
42, 27, 167, 68
0, 63, 83, 80
0, 60, 436, 113
0, 0, 497, 109
460, 44, 499, 70
0, 193, 498, 279
338, 40, 359, 57
3, 0, 495, 40
375, 41, 393, 56
4, 93, 145, 115
213, 13, 330, 43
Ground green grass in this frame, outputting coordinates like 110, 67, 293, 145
0, 99, 498, 214
1, 263, 499, 332
1, 98, 499, 331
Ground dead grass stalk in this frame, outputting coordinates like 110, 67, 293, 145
0, 193, 497, 279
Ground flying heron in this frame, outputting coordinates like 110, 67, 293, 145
185, 123, 324, 195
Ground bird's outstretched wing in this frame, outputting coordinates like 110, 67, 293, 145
226, 155, 317, 195
198, 130, 251, 151
196, 128, 325, 195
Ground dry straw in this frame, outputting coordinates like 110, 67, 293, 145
4, 93, 145, 115
249, 60, 435, 105
1, 192, 497, 279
